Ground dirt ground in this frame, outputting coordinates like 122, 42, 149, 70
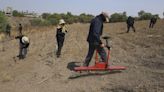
0, 20, 164, 92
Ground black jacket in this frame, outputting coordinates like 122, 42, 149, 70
127, 16, 135, 25
15, 35, 29, 48
87, 14, 106, 45
56, 27, 67, 38
150, 17, 157, 23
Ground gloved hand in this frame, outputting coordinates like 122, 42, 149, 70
100, 43, 105, 47
62, 26, 68, 33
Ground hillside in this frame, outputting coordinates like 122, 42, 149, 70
0, 20, 164, 92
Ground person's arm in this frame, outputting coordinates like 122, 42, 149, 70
15, 35, 21, 39
126, 19, 128, 24
62, 26, 68, 33
23, 43, 29, 48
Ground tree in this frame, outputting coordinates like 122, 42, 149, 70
138, 10, 145, 17
42, 13, 51, 19
79, 13, 94, 23
12, 10, 24, 17
109, 12, 127, 22
31, 12, 95, 26
137, 10, 159, 20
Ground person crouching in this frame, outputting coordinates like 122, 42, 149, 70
15, 35, 30, 59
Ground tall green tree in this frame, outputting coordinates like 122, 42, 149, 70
110, 12, 127, 22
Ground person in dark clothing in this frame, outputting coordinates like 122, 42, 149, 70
149, 16, 157, 28
56, 19, 68, 58
83, 12, 109, 67
18, 23, 23, 35
126, 16, 135, 33
15, 35, 30, 59
6, 24, 11, 37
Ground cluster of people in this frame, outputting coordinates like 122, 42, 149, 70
3, 23, 30, 60
3, 12, 158, 67
55, 13, 158, 67
54, 12, 110, 67
15, 24, 30, 60
126, 16, 157, 33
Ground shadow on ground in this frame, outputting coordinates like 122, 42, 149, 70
67, 62, 122, 79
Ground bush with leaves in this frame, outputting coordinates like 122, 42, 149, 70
138, 10, 160, 20
109, 12, 127, 23
12, 10, 24, 17
30, 18, 51, 26
0, 11, 8, 32
41, 12, 94, 25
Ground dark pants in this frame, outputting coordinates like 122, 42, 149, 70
149, 22, 155, 28
6, 30, 11, 37
127, 25, 135, 33
56, 36, 65, 57
19, 43, 27, 59
84, 43, 107, 66
19, 30, 22, 35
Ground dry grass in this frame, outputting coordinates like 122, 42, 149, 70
0, 20, 164, 92
0, 71, 13, 82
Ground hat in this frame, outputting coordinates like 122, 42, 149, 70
22, 36, 29, 44
59, 19, 66, 25
101, 12, 109, 22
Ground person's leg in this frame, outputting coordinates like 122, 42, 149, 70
97, 46, 107, 62
152, 23, 155, 28
132, 25, 136, 32
8, 31, 11, 37
127, 25, 130, 33
56, 37, 60, 56
6, 31, 10, 37
20, 30, 22, 35
84, 43, 96, 66
19, 44, 23, 59
150, 22, 154, 28
149, 22, 152, 28
56, 42, 62, 57
19, 30, 22, 36
22, 48, 27, 59
56, 38, 64, 57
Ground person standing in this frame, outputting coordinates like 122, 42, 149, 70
149, 16, 157, 28
83, 12, 109, 67
6, 24, 11, 37
56, 19, 68, 58
18, 23, 23, 35
126, 16, 136, 33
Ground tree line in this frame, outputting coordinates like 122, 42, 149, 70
30, 10, 161, 26
30, 12, 94, 26
0, 10, 162, 32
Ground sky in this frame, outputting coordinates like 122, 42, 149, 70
0, 0, 164, 17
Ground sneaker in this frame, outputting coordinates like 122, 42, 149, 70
56, 55, 60, 58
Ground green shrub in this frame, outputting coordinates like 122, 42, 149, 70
41, 12, 94, 25
12, 10, 24, 17
0, 11, 8, 32
110, 12, 127, 23
30, 18, 51, 26
138, 10, 160, 20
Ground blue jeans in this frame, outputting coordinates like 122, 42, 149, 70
84, 43, 107, 66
